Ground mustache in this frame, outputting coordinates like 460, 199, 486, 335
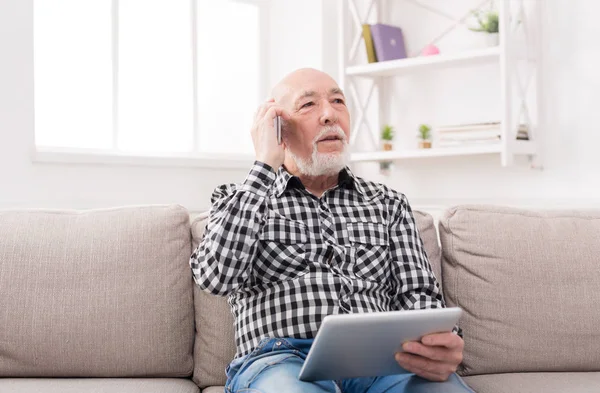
313, 125, 348, 144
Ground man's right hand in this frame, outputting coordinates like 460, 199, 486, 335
251, 99, 291, 171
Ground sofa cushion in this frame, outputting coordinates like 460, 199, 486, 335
202, 387, 226, 393
0, 205, 195, 377
190, 209, 441, 388
0, 378, 200, 393
462, 372, 600, 393
439, 205, 600, 376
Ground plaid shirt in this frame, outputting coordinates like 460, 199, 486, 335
190, 161, 459, 358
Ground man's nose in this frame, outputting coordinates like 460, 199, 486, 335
319, 101, 338, 125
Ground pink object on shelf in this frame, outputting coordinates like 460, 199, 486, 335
421, 44, 440, 56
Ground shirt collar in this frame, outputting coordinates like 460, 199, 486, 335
272, 165, 368, 198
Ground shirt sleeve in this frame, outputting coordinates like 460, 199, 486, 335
388, 191, 462, 337
189, 161, 276, 296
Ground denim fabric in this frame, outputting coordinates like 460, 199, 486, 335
225, 338, 474, 393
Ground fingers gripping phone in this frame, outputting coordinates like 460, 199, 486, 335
274, 116, 282, 145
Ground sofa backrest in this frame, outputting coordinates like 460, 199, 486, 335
439, 205, 600, 376
190, 209, 442, 388
0, 205, 195, 377
190, 211, 238, 389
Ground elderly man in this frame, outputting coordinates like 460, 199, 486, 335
190, 68, 472, 393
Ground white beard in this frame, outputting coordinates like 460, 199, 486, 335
286, 125, 350, 177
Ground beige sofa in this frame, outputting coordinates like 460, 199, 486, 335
1, 204, 599, 392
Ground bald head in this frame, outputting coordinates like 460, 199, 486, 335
271, 68, 342, 109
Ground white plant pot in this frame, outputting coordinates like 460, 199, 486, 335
469, 32, 500, 49
485, 33, 499, 47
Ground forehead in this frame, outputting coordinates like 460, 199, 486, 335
275, 72, 343, 107
292, 84, 344, 102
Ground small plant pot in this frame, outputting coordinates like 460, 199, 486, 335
470, 32, 499, 49
382, 142, 393, 151
379, 161, 392, 175
485, 32, 499, 47
418, 140, 432, 149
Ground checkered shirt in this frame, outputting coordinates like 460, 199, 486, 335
190, 161, 461, 358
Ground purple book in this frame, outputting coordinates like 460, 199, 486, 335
370, 23, 407, 61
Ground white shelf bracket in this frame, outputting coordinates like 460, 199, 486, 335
508, 0, 539, 143
348, 0, 376, 62
348, 79, 377, 148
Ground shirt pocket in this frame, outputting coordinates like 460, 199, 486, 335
256, 217, 309, 283
346, 221, 390, 282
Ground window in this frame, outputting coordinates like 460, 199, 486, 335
34, 0, 264, 158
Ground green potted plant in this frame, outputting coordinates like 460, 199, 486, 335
379, 125, 394, 175
379, 160, 392, 175
418, 124, 432, 149
469, 9, 499, 47
381, 124, 394, 151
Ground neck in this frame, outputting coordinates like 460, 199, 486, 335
299, 173, 339, 198
283, 161, 340, 198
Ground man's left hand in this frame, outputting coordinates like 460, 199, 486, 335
395, 332, 464, 382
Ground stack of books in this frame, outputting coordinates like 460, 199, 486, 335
436, 122, 529, 148
362, 23, 408, 63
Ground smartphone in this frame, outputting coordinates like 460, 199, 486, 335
274, 115, 282, 145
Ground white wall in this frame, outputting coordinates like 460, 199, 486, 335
0, 0, 330, 212
2, 0, 599, 212
267, 0, 325, 88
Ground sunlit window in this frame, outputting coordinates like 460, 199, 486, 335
34, 0, 262, 155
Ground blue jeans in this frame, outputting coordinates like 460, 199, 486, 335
225, 338, 475, 393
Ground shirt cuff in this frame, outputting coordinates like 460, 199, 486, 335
240, 161, 277, 197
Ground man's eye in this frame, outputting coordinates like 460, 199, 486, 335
333, 98, 345, 104
301, 102, 314, 108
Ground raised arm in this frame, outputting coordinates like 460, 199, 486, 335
191, 97, 290, 295
190, 162, 276, 296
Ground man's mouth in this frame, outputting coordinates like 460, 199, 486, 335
318, 135, 343, 142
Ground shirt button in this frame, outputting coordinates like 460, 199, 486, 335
276, 341, 282, 346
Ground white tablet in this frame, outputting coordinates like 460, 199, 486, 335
298, 307, 462, 382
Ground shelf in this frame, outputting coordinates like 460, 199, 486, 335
350, 143, 502, 162
345, 47, 500, 78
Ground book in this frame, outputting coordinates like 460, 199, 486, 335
362, 24, 377, 63
434, 121, 530, 147
436, 122, 501, 133
369, 23, 407, 62
437, 139, 501, 148
516, 125, 530, 140
438, 132, 500, 141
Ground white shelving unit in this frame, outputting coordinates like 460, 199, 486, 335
338, 0, 543, 169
